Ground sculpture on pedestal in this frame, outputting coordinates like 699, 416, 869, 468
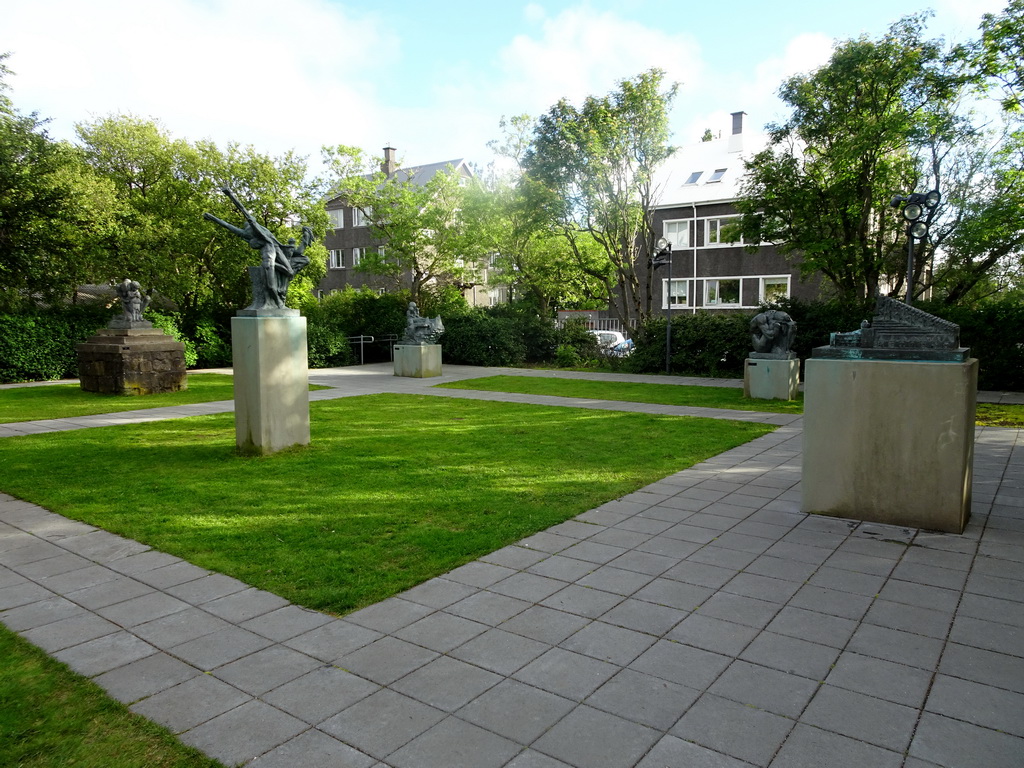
114, 278, 152, 325
203, 187, 313, 311
401, 302, 444, 345
750, 310, 797, 359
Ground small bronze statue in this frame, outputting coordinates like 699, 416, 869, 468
401, 302, 444, 345
750, 310, 797, 358
204, 187, 313, 311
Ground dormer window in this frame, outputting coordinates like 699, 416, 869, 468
684, 171, 702, 185
707, 168, 727, 183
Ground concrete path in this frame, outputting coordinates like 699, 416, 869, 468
1, 365, 1022, 767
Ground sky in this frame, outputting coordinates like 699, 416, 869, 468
1, 0, 1007, 176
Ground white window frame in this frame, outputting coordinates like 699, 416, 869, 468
352, 207, 367, 227
703, 216, 744, 247
661, 278, 689, 309
352, 247, 364, 267
707, 168, 727, 183
327, 209, 345, 230
684, 171, 702, 185
760, 275, 791, 303
662, 219, 692, 249
704, 277, 742, 308
328, 249, 345, 270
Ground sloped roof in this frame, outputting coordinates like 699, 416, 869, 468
326, 157, 473, 207
653, 124, 769, 209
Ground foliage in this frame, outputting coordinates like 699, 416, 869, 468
0, 396, 772, 613
77, 115, 327, 329
439, 309, 529, 367
522, 70, 678, 332
973, 0, 1024, 112
627, 312, 750, 378
0, 304, 114, 382
147, 311, 197, 368
0, 56, 120, 311
321, 146, 484, 303
734, 15, 971, 303
301, 286, 407, 366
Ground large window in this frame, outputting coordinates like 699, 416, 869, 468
663, 220, 691, 249
327, 209, 344, 230
352, 207, 367, 227
705, 217, 743, 246
328, 249, 344, 269
761, 276, 790, 302
705, 278, 741, 307
662, 278, 688, 309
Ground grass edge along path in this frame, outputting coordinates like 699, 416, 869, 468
0, 625, 226, 768
0, 374, 331, 424
437, 374, 1024, 427
0, 394, 774, 615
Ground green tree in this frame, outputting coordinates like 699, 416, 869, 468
522, 69, 678, 332
974, 0, 1024, 112
322, 146, 483, 303
78, 115, 326, 328
734, 16, 967, 303
0, 55, 119, 311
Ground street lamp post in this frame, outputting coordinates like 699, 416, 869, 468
653, 237, 673, 374
890, 189, 941, 306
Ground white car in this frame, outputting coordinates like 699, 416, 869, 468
590, 330, 635, 357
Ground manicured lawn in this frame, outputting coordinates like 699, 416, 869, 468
0, 375, 329, 424
0, 394, 773, 615
0, 626, 225, 768
437, 375, 804, 413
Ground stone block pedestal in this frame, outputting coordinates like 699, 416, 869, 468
394, 345, 441, 378
77, 327, 187, 395
231, 314, 310, 455
744, 358, 800, 400
802, 358, 978, 533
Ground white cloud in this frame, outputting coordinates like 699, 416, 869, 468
2, 0, 397, 161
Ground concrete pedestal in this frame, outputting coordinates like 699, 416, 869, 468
77, 327, 187, 395
394, 344, 441, 378
231, 315, 310, 455
802, 358, 978, 533
744, 358, 800, 400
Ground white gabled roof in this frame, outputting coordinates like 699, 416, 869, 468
654, 117, 769, 209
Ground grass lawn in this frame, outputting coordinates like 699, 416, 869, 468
438, 375, 1024, 427
0, 375, 330, 424
437, 375, 804, 413
0, 626, 225, 768
0, 394, 772, 615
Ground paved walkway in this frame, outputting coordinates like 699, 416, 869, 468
1, 365, 1022, 768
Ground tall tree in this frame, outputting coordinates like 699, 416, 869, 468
733, 16, 967, 303
78, 115, 326, 326
322, 145, 485, 303
522, 69, 677, 332
0, 55, 119, 311
974, 0, 1024, 113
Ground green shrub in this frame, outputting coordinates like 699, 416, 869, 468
147, 312, 198, 368
439, 311, 528, 367
0, 305, 115, 383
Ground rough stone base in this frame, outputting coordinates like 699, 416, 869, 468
802, 358, 978, 533
77, 328, 187, 395
743, 358, 800, 400
394, 345, 442, 378
231, 315, 310, 456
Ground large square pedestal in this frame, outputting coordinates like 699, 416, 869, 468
231, 315, 310, 455
802, 358, 977, 533
394, 344, 441, 378
744, 358, 799, 400
77, 328, 187, 395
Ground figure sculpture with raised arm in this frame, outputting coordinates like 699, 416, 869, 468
204, 187, 313, 311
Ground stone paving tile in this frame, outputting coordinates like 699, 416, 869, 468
65, 576, 156, 610
671, 693, 794, 766
93, 651, 202, 704
391, 655, 502, 712
239, 603, 334, 642
560, 620, 657, 666
596, 597, 688, 636
16, 551, 93, 579
178, 700, 307, 767
0, 595, 85, 631
394, 611, 489, 653
532, 704, 661, 768
53, 629, 157, 677
938, 642, 1024, 694
96, 591, 191, 627
200, 587, 289, 623
211, 645, 322, 696
925, 674, 1024, 738
540, 584, 624, 618
130, 674, 251, 734
846, 623, 946, 670
262, 665, 379, 725
909, 711, 1024, 768
801, 685, 918, 752
740, 632, 840, 680
666, 613, 759, 656
163, 572, 249, 604
630, 638, 732, 690
449, 627, 550, 675
637, 735, 753, 768
20, 611, 119, 652
709, 659, 818, 718
388, 715, 521, 768
248, 729, 376, 768
318, 689, 446, 760
446, 590, 532, 625
513, 647, 620, 701
169, 625, 273, 670
282, 619, 382, 662
772, 723, 904, 768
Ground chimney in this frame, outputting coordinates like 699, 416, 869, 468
728, 112, 746, 153
381, 146, 397, 176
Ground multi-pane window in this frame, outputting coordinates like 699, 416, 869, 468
327, 209, 344, 230
663, 278, 688, 308
328, 249, 344, 269
663, 220, 691, 249
705, 278, 741, 307
761, 276, 789, 302
352, 207, 367, 227
705, 217, 742, 246
352, 247, 364, 266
